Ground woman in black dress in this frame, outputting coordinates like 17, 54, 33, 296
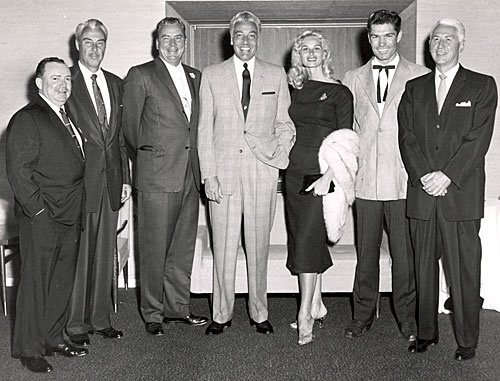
286, 31, 353, 345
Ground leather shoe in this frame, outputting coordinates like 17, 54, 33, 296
399, 322, 417, 341
46, 343, 88, 357
205, 320, 232, 335
20, 356, 53, 373
250, 319, 274, 334
92, 327, 123, 339
145, 322, 164, 336
408, 337, 439, 353
164, 314, 209, 326
68, 333, 90, 346
455, 346, 476, 361
344, 319, 373, 338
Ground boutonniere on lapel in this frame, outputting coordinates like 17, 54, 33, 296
319, 93, 327, 101
189, 72, 196, 79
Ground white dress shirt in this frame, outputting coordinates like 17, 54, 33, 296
435, 63, 460, 101
233, 55, 255, 96
372, 54, 400, 115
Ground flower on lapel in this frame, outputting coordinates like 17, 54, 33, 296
189, 72, 196, 79
319, 93, 327, 101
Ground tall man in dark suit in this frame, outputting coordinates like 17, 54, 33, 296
199, 11, 295, 335
65, 19, 131, 346
399, 17, 497, 361
122, 17, 208, 336
6, 57, 88, 373
342, 10, 429, 341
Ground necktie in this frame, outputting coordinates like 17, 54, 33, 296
241, 63, 251, 120
59, 108, 84, 157
91, 74, 108, 137
437, 73, 447, 114
373, 65, 395, 103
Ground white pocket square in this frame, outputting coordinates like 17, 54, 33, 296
455, 101, 471, 107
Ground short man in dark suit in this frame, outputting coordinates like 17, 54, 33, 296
122, 17, 208, 336
6, 57, 88, 373
65, 19, 131, 346
342, 10, 429, 341
398, 17, 497, 361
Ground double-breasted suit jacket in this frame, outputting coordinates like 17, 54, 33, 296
198, 56, 295, 323
122, 57, 201, 321
343, 56, 430, 200
6, 95, 84, 357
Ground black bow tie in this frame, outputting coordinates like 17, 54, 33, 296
373, 65, 395, 71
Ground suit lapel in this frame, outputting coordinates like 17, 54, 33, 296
358, 60, 380, 117
439, 66, 466, 117
103, 70, 119, 137
182, 64, 198, 123
226, 57, 245, 121
154, 57, 186, 119
385, 57, 409, 107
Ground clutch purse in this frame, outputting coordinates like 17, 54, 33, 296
299, 174, 335, 195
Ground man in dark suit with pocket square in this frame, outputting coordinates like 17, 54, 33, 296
122, 17, 208, 336
6, 57, 88, 373
398, 17, 497, 361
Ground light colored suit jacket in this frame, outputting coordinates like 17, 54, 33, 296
198, 56, 295, 195
343, 55, 430, 200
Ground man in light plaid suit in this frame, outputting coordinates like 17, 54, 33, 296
199, 11, 295, 335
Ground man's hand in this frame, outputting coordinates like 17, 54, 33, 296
121, 184, 132, 203
420, 171, 451, 197
204, 176, 222, 203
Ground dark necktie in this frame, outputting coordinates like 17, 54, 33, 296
241, 63, 251, 120
91, 73, 108, 137
373, 65, 395, 103
59, 108, 84, 157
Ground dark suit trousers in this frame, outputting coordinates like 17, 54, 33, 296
353, 199, 416, 324
138, 167, 199, 323
410, 209, 482, 348
67, 181, 118, 335
12, 212, 79, 358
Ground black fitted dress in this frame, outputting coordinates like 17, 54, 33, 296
286, 80, 353, 275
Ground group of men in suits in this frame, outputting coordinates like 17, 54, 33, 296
5, 8, 496, 374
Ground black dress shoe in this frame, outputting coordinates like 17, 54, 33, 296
46, 343, 89, 357
455, 346, 476, 361
408, 338, 439, 353
344, 319, 373, 338
399, 322, 417, 341
92, 327, 123, 339
205, 320, 232, 335
164, 314, 209, 326
250, 319, 274, 334
145, 322, 164, 336
20, 356, 53, 373
68, 333, 90, 346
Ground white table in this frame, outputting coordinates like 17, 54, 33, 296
439, 199, 500, 313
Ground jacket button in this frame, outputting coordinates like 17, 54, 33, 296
435, 146, 439, 150
436, 124, 440, 129
243, 130, 247, 134
239, 149, 243, 153
188, 128, 191, 131
185, 146, 189, 150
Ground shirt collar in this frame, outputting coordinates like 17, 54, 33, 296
79, 61, 103, 80
160, 57, 184, 74
435, 63, 460, 81
233, 55, 255, 73
372, 53, 399, 68
39, 93, 65, 115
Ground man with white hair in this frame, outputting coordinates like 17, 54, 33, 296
398, 17, 497, 361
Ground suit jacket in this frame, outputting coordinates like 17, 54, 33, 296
343, 55, 430, 200
66, 65, 130, 213
122, 57, 201, 192
198, 56, 295, 194
6, 95, 85, 225
398, 66, 498, 221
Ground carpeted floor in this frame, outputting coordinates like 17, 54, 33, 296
1, 289, 499, 380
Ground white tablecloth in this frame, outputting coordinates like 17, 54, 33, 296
439, 199, 500, 313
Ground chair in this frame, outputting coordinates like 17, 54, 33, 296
0, 224, 19, 316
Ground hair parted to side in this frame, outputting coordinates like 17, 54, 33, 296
229, 11, 262, 36
156, 17, 186, 38
287, 30, 335, 90
35, 57, 66, 79
367, 10, 401, 34
429, 17, 466, 42
75, 19, 108, 41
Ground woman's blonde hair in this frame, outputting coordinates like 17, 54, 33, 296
287, 30, 335, 89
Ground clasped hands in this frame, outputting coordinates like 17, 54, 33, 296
420, 171, 451, 197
